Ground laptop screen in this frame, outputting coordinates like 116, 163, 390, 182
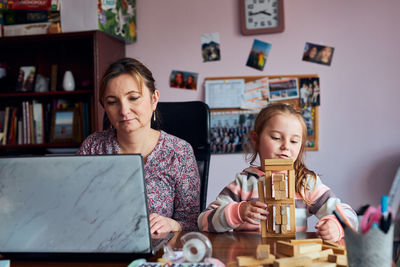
0, 154, 152, 259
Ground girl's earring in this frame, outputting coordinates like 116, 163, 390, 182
153, 111, 156, 122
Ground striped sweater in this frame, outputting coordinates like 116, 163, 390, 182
198, 166, 358, 239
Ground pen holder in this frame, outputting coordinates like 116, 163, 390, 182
345, 224, 394, 267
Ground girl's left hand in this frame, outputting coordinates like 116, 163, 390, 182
315, 219, 341, 241
149, 213, 182, 234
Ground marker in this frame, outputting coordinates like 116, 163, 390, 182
380, 195, 391, 233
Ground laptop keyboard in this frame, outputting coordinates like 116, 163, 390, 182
136, 263, 216, 267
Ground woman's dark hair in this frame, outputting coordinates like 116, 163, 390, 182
100, 57, 161, 129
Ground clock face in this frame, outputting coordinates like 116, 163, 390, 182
245, 0, 279, 29
240, 0, 284, 34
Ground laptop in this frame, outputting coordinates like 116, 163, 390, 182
0, 154, 169, 261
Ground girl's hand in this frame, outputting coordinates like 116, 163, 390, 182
239, 200, 268, 225
315, 219, 341, 241
149, 213, 182, 234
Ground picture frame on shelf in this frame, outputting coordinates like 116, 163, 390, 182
51, 109, 76, 143
16, 66, 37, 92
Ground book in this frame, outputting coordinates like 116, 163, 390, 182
2, 106, 10, 145
32, 101, 44, 144
7, 0, 52, 11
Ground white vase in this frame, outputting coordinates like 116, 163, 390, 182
63, 70, 75, 91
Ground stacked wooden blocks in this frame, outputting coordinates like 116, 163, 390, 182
258, 159, 296, 237
274, 238, 347, 267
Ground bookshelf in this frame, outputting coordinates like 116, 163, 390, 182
0, 30, 125, 155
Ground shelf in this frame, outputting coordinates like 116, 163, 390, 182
0, 90, 93, 98
0, 30, 125, 156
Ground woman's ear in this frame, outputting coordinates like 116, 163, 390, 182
249, 131, 258, 150
152, 90, 160, 110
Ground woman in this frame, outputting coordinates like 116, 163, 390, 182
77, 58, 200, 234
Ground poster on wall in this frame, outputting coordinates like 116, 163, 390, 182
98, 0, 136, 42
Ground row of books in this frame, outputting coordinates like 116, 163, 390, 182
0, 0, 61, 37
0, 100, 91, 146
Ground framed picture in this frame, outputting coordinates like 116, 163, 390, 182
51, 109, 76, 143
16, 66, 37, 92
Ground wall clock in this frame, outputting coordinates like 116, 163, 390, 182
240, 0, 285, 35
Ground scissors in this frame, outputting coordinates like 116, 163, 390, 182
360, 205, 381, 234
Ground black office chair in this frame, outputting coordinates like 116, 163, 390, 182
103, 101, 211, 211
153, 101, 211, 211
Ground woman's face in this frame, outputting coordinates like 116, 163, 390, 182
103, 74, 159, 134
321, 47, 332, 61
309, 47, 317, 58
175, 73, 183, 84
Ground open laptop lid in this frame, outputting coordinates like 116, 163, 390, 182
0, 154, 155, 261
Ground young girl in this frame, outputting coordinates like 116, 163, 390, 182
198, 103, 358, 241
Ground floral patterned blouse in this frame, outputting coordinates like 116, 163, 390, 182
77, 129, 200, 231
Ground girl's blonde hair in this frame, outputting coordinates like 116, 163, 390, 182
249, 103, 316, 205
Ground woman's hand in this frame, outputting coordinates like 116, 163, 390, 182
239, 200, 268, 225
315, 219, 341, 241
149, 213, 182, 234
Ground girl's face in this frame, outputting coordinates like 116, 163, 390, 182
251, 114, 303, 170
103, 74, 159, 134
309, 47, 317, 58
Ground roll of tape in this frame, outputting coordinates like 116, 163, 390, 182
183, 238, 206, 263
180, 232, 212, 262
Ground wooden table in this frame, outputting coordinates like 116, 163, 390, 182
5, 231, 318, 266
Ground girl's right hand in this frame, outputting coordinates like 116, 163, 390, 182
239, 200, 268, 225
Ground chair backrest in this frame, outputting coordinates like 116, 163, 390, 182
153, 101, 211, 211
103, 101, 211, 211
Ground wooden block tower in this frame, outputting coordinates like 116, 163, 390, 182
258, 158, 296, 237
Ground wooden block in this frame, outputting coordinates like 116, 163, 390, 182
328, 254, 348, 266
257, 181, 267, 238
256, 244, 270, 260
265, 172, 272, 199
282, 214, 287, 225
274, 173, 285, 181
298, 243, 322, 254
276, 211, 282, 224
265, 165, 294, 171
290, 238, 323, 245
265, 158, 293, 166
309, 263, 335, 267
288, 170, 295, 198
275, 190, 282, 200
275, 224, 281, 233
276, 241, 299, 257
237, 255, 275, 266
323, 240, 344, 248
322, 244, 346, 255
280, 205, 286, 215
301, 248, 333, 261
281, 224, 287, 233
280, 180, 286, 190
227, 261, 238, 267
273, 255, 312, 267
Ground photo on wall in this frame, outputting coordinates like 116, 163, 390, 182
246, 39, 271, 71
302, 42, 334, 66
210, 110, 257, 154
169, 70, 198, 90
299, 77, 320, 107
201, 32, 221, 62
268, 77, 299, 101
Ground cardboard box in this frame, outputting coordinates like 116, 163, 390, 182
60, 0, 136, 43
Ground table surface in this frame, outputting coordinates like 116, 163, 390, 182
4, 231, 319, 266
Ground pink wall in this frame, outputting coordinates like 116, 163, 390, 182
126, 0, 400, 210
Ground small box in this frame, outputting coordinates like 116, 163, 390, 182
3, 22, 52, 37
60, 0, 136, 43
